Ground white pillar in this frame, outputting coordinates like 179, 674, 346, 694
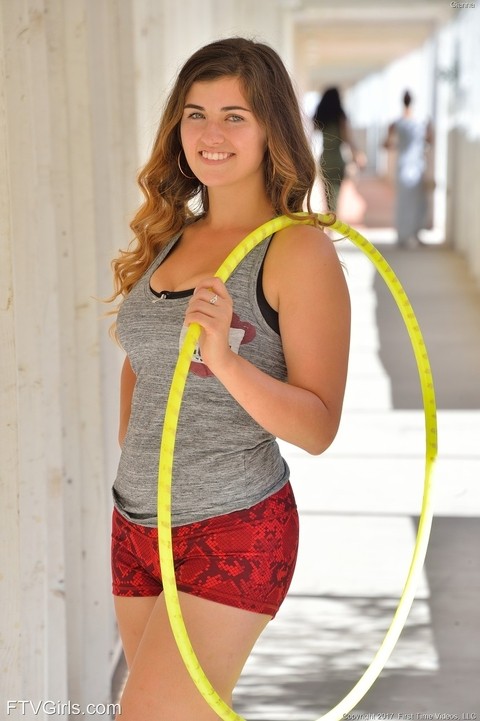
0, 1, 297, 714
1, 0, 69, 707
444, 8, 480, 285
131, 0, 287, 164
0, 0, 138, 713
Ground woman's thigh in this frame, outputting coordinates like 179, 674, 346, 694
117, 591, 271, 721
114, 595, 157, 669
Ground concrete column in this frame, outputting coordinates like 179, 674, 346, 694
131, 0, 286, 164
0, 0, 138, 713
444, 8, 480, 285
1, 0, 294, 713
1, 0, 69, 707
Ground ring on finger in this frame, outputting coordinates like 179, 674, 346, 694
209, 293, 218, 305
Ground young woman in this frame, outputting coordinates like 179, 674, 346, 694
109, 37, 350, 720
384, 89, 434, 247
313, 86, 365, 211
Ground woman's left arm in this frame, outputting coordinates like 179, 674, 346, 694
186, 225, 350, 455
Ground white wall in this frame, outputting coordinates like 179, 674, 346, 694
131, 0, 285, 165
345, 7, 480, 285
0, 0, 292, 715
442, 8, 480, 282
0, 0, 138, 713
345, 37, 439, 195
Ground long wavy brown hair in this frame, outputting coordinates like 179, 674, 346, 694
109, 37, 327, 306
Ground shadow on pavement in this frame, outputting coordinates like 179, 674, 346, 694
373, 243, 480, 410
235, 516, 480, 719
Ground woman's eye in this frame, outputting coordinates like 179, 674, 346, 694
188, 112, 204, 120
227, 115, 243, 123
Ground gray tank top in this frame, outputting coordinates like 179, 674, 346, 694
113, 231, 290, 527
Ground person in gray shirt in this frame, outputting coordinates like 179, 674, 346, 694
108, 37, 350, 721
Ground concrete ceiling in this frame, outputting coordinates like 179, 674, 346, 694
286, 0, 456, 91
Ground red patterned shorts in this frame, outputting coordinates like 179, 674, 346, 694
111, 482, 299, 617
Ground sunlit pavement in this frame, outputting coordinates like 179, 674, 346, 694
234, 188, 480, 719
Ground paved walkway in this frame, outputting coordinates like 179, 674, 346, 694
234, 176, 480, 719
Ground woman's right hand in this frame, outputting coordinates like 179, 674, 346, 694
184, 277, 234, 374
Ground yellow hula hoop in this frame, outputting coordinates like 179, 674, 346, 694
157, 213, 437, 721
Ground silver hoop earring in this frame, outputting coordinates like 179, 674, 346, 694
177, 150, 196, 179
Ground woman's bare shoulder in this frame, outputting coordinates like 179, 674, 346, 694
268, 222, 340, 271
262, 222, 347, 312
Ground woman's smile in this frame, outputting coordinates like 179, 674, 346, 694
200, 150, 234, 162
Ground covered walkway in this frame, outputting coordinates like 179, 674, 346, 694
1, 1, 479, 718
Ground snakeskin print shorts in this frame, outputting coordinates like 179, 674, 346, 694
111, 482, 299, 617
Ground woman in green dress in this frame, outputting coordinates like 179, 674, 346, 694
313, 87, 364, 211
